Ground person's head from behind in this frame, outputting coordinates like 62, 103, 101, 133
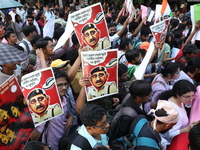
161, 62, 180, 81
187, 57, 200, 76
189, 123, 200, 150
36, 36, 54, 57
58, 9, 65, 18
107, 23, 116, 36
80, 104, 110, 135
53, 68, 69, 97
105, 16, 112, 24
172, 80, 196, 105
4, 31, 17, 44
148, 100, 179, 133
23, 141, 50, 150
182, 44, 200, 60
27, 89, 50, 115
118, 63, 128, 82
22, 25, 37, 37
129, 21, 139, 33
119, 16, 127, 25
125, 49, 141, 65
53, 28, 65, 41
172, 38, 183, 49
129, 80, 152, 105
30, 34, 42, 50
140, 27, 150, 42
82, 23, 100, 48
119, 37, 131, 50
170, 19, 179, 30
71, 33, 80, 49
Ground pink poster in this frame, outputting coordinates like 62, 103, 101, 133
69, 3, 111, 51
21, 67, 63, 127
0, 76, 34, 150
81, 49, 118, 101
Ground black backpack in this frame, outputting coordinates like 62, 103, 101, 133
58, 124, 92, 150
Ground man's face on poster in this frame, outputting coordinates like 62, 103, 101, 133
28, 94, 49, 115
91, 71, 108, 89
82, 28, 100, 48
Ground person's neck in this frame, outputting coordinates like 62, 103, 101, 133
8, 42, 15, 46
44, 54, 51, 61
25, 36, 31, 42
150, 120, 162, 133
162, 76, 170, 83
1, 68, 14, 75
170, 96, 182, 107
187, 71, 195, 78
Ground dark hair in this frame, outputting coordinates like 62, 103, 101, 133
15, 14, 21, 23
59, 9, 65, 18
53, 28, 65, 41
26, 14, 34, 20
138, 49, 147, 58
119, 16, 127, 25
172, 38, 183, 48
30, 34, 42, 46
5, 27, 14, 32
170, 19, 179, 30
176, 23, 186, 31
195, 40, 200, 49
118, 63, 128, 77
92, 146, 110, 150
36, 36, 53, 49
23, 141, 48, 150
158, 80, 196, 100
120, 27, 128, 37
155, 108, 169, 124
186, 57, 200, 74
107, 23, 116, 29
22, 25, 37, 36
80, 104, 106, 127
120, 37, 130, 49
65, 49, 78, 66
36, 11, 44, 21
161, 62, 180, 77
4, 31, 15, 40
105, 16, 112, 24
173, 30, 182, 39
129, 21, 139, 32
189, 123, 200, 150
53, 68, 68, 82
125, 49, 140, 63
129, 80, 152, 99
27, 7, 35, 15
141, 27, 150, 36
71, 33, 79, 45
54, 23, 62, 30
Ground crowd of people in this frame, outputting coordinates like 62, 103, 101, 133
0, 1, 200, 150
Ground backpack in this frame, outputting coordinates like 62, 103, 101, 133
58, 124, 92, 150
20, 40, 30, 54
107, 93, 138, 139
109, 118, 160, 150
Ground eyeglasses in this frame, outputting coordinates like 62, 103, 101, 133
93, 119, 108, 130
174, 72, 180, 76
57, 83, 68, 88
83, 30, 97, 37
91, 73, 105, 78
182, 94, 196, 100
27, 19, 33, 22
29, 96, 46, 104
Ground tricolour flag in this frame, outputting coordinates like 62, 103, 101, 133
160, 0, 172, 17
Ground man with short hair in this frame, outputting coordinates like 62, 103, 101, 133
27, 88, 62, 124
81, 23, 110, 51
87, 66, 117, 100
54, 9, 67, 27
70, 104, 110, 150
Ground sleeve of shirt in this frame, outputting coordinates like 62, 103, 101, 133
51, 45, 70, 60
35, 122, 46, 133
109, 34, 120, 42
168, 123, 181, 139
34, 57, 42, 70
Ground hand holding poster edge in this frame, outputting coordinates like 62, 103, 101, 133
134, 41, 155, 80
53, 18, 75, 51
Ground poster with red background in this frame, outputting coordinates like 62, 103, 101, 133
69, 3, 111, 51
21, 67, 63, 127
0, 75, 34, 150
81, 49, 118, 101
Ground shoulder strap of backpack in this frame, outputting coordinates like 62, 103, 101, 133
21, 40, 30, 54
120, 107, 137, 118
119, 54, 125, 61
133, 118, 160, 149
69, 132, 92, 150
121, 93, 131, 106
